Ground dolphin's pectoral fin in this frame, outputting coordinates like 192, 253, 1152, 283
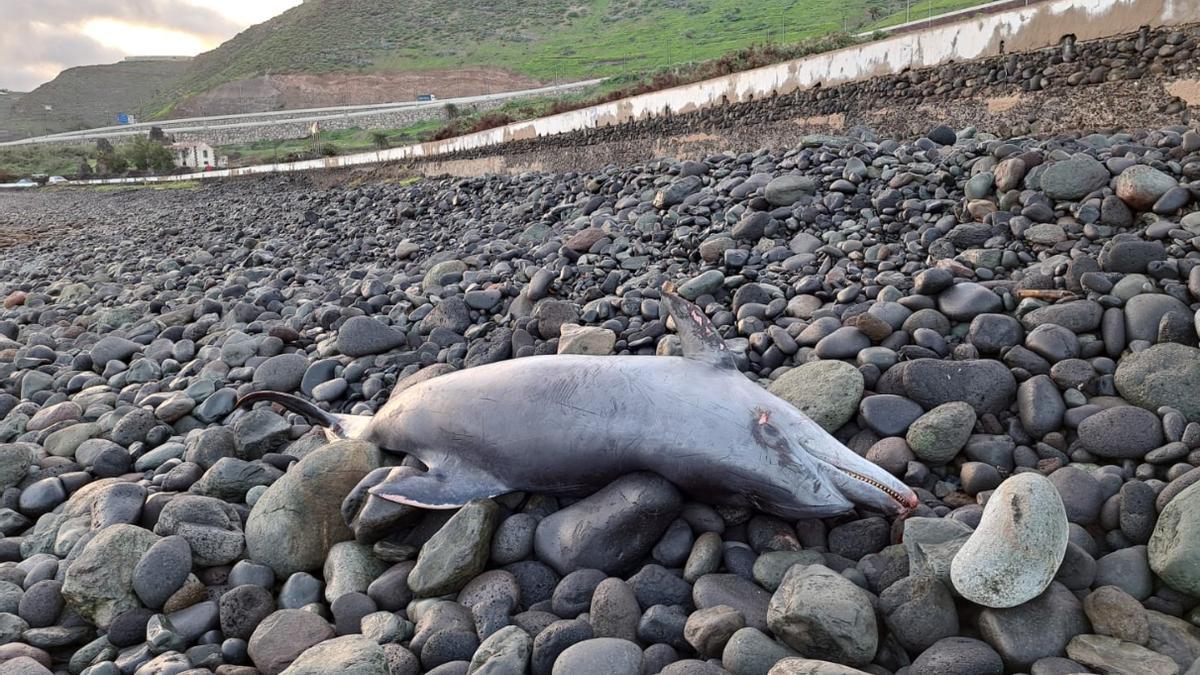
659, 290, 738, 370
367, 462, 508, 509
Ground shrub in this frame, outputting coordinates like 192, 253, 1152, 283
121, 135, 175, 173
94, 139, 127, 175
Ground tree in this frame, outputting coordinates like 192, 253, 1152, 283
122, 135, 175, 173
94, 139, 126, 175
148, 126, 167, 143
865, 0, 889, 20
371, 131, 390, 150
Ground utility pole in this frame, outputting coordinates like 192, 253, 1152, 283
906, 0, 911, 23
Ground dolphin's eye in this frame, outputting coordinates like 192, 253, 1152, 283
751, 409, 790, 456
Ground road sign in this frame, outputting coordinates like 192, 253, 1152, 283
117, 113, 130, 125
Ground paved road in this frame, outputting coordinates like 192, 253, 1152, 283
0, 79, 604, 147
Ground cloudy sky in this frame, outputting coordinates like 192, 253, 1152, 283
1, 0, 303, 91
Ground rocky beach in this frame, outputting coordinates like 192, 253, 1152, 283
2, 122, 1200, 674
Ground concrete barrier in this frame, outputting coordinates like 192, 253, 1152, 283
74, 0, 1200, 187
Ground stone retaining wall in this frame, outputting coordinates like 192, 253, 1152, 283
416, 23, 1199, 175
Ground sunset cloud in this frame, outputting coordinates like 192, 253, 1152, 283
1, 0, 302, 91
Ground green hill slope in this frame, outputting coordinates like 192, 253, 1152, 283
154, 0, 992, 113
3, 61, 190, 137
0, 91, 26, 142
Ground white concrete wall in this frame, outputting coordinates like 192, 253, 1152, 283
74, 0, 1200, 187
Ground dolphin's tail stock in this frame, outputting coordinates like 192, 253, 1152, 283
236, 391, 369, 440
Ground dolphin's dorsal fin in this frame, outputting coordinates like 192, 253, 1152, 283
660, 290, 738, 370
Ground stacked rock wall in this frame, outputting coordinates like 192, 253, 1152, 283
420, 24, 1200, 176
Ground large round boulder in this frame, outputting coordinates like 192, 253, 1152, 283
766, 564, 877, 667
62, 524, 160, 628
768, 361, 864, 432
534, 473, 681, 576
1149, 480, 1200, 597
246, 440, 381, 577
1115, 343, 1200, 422
951, 473, 1068, 608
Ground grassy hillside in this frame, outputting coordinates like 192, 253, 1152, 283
3, 61, 190, 138
0, 91, 26, 142
149, 0, 992, 116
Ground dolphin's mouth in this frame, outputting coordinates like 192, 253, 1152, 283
838, 468, 920, 512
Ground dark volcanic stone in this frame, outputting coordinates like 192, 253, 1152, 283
1077, 406, 1164, 459
133, 535, 192, 610
879, 575, 959, 653
968, 314, 1024, 354
337, 317, 407, 357
901, 359, 1016, 415
220, 584, 276, 641
1099, 239, 1167, 273
18, 580, 63, 629
977, 583, 1089, 670
911, 636, 1004, 675
927, 125, 958, 145
1040, 154, 1109, 201
532, 618, 593, 675
533, 472, 682, 576
692, 575, 769, 632
858, 395, 924, 436
108, 608, 155, 648
1021, 301, 1104, 333
938, 283, 1003, 321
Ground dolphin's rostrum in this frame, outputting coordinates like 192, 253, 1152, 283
239, 292, 919, 519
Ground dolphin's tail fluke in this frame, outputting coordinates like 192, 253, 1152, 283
237, 391, 369, 440
238, 391, 338, 426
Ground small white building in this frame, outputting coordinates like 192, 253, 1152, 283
171, 142, 223, 169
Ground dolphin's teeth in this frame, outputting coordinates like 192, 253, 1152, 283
839, 468, 907, 505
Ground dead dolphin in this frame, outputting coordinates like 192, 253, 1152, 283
239, 292, 918, 519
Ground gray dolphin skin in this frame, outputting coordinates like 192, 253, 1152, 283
240, 292, 918, 519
